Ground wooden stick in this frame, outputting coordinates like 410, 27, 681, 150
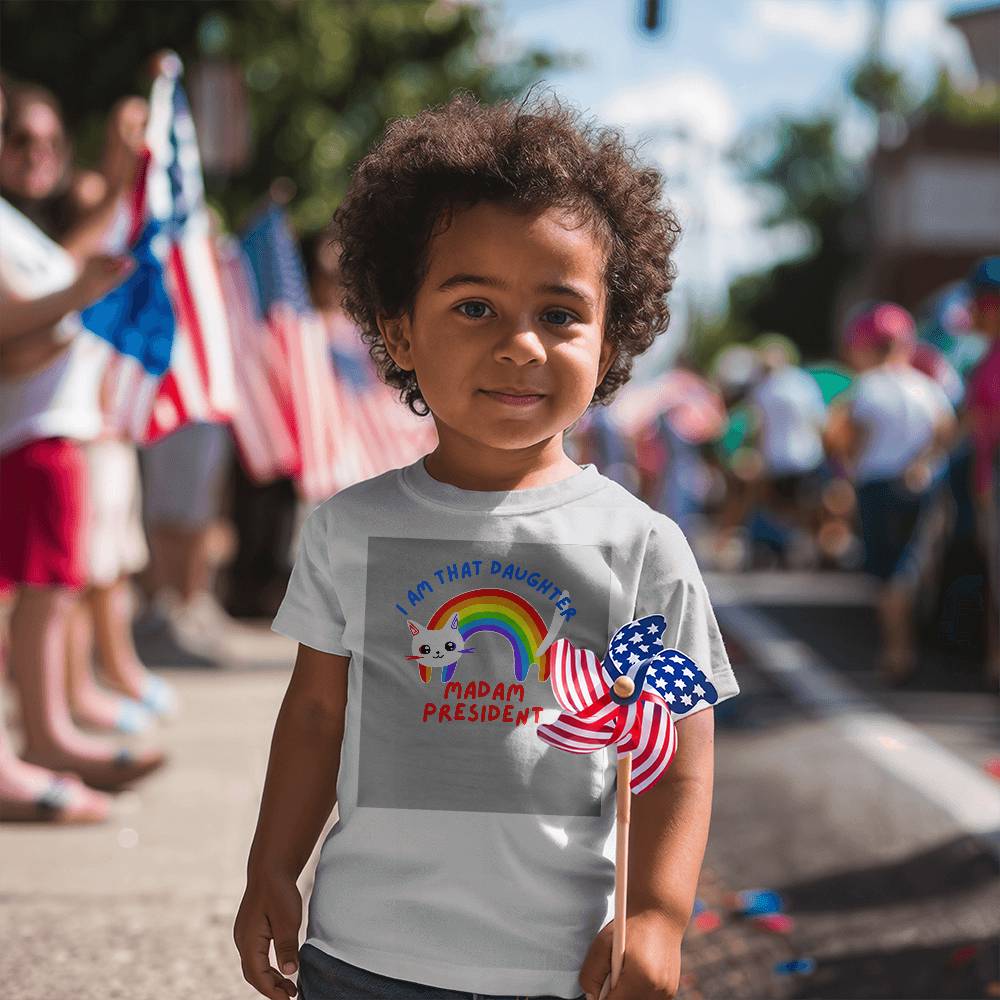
598, 752, 632, 999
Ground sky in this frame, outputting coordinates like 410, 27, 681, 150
484, 0, 991, 370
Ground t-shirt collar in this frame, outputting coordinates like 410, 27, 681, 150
399, 454, 608, 514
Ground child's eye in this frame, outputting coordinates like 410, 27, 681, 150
542, 309, 577, 326
456, 301, 494, 320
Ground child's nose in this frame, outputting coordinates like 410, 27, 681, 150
493, 323, 547, 364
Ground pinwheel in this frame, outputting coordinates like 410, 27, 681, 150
538, 613, 719, 997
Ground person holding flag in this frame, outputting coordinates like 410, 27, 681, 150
0, 80, 166, 821
81, 51, 241, 666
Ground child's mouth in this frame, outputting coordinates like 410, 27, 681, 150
480, 390, 546, 407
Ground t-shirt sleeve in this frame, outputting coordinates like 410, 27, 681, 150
634, 514, 740, 722
270, 503, 350, 657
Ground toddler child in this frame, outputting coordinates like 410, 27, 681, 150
235, 91, 740, 1000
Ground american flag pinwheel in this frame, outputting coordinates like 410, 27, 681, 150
537, 613, 719, 794
537, 613, 720, 997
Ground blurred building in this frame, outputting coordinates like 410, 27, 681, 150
855, 3, 1000, 309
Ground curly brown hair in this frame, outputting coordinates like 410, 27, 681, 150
331, 89, 681, 417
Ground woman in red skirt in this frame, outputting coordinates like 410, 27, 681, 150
0, 80, 165, 822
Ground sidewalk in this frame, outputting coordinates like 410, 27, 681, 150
0, 651, 305, 1000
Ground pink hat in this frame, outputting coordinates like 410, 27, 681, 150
842, 302, 916, 352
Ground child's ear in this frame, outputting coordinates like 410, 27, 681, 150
378, 313, 415, 372
596, 336, 618, 388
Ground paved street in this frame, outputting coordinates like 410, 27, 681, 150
1, 571, 998, 1000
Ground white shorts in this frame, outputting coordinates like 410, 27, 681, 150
84, 438, 149, 587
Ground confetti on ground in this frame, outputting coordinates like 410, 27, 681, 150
774, 957, 816, 976
734, 889, 784, 916
692, 897, 706, 916
750, 913, 795, 934
693, 910, 722, 932
946, 944, 977, 969
984, 757, 1000, 780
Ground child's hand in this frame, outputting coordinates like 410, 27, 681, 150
234, 874, 303, 999
578, 908, 684, 999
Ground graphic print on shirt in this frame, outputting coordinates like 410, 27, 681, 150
404, 589, 569, 684
358, 537, 614, 816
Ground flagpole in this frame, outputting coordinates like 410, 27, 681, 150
599, 680, 635, 1000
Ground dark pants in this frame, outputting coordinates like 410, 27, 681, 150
297, 943, 585, 1000
856, 475, 936, 584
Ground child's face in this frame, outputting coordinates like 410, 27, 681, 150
380, 201, 617, 463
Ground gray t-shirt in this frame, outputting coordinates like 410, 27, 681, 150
271, 454, 740, 997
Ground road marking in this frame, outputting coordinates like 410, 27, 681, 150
713, 596, 1000, 858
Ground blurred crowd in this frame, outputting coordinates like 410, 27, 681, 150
571, 270, 999, 692
0, 73, 997, 827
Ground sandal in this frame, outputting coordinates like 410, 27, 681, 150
0, 773, 110, 824
21, 746, 168, 792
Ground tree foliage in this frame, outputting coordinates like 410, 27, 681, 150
0, 0, 561, 231
722, 108, 866, 362
707, 51, 1000, 364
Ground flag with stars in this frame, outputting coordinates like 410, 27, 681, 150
81, 56, 236, 443
538, 614, 719, 795
609, 622, 720, 719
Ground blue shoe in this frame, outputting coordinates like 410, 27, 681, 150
114, 698, 154, 735
140, 675, 179, 719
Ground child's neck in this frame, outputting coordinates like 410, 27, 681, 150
422, 438, 581, 492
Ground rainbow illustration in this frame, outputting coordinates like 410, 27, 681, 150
419, 588, 559, 684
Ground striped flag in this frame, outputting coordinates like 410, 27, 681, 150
80, 56, 236, 443
241, 205, 438, 501
215, 236, 298, 483
323, 309, 438, 481
538, 614, 718, 795
242, 204, 357, 502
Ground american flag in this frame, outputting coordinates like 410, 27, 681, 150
323, 310, 438, 482
537, 614, 719, 795
216, 235, 299, 484
242, 204, 362, 502
241, 203, 438, 500
81, 56, 236, 443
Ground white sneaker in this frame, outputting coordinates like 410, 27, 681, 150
158, 588, 225, 660
185, 591, 238, 633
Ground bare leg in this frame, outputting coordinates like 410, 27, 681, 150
0, 590, 82, 802
90, 578, 151, 701
66, 590, 142, 731
876, 581, 917, 680
148, 523, 211, 602
7, 585, 164, 784
93, 578, 179, 718
9, 586, 124, 760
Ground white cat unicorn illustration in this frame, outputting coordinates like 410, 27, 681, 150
405, 588, 570, 683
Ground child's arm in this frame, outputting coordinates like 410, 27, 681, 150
629, 707, 715, 924
234, 643, 349, 1000
578, 708, 715, 999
